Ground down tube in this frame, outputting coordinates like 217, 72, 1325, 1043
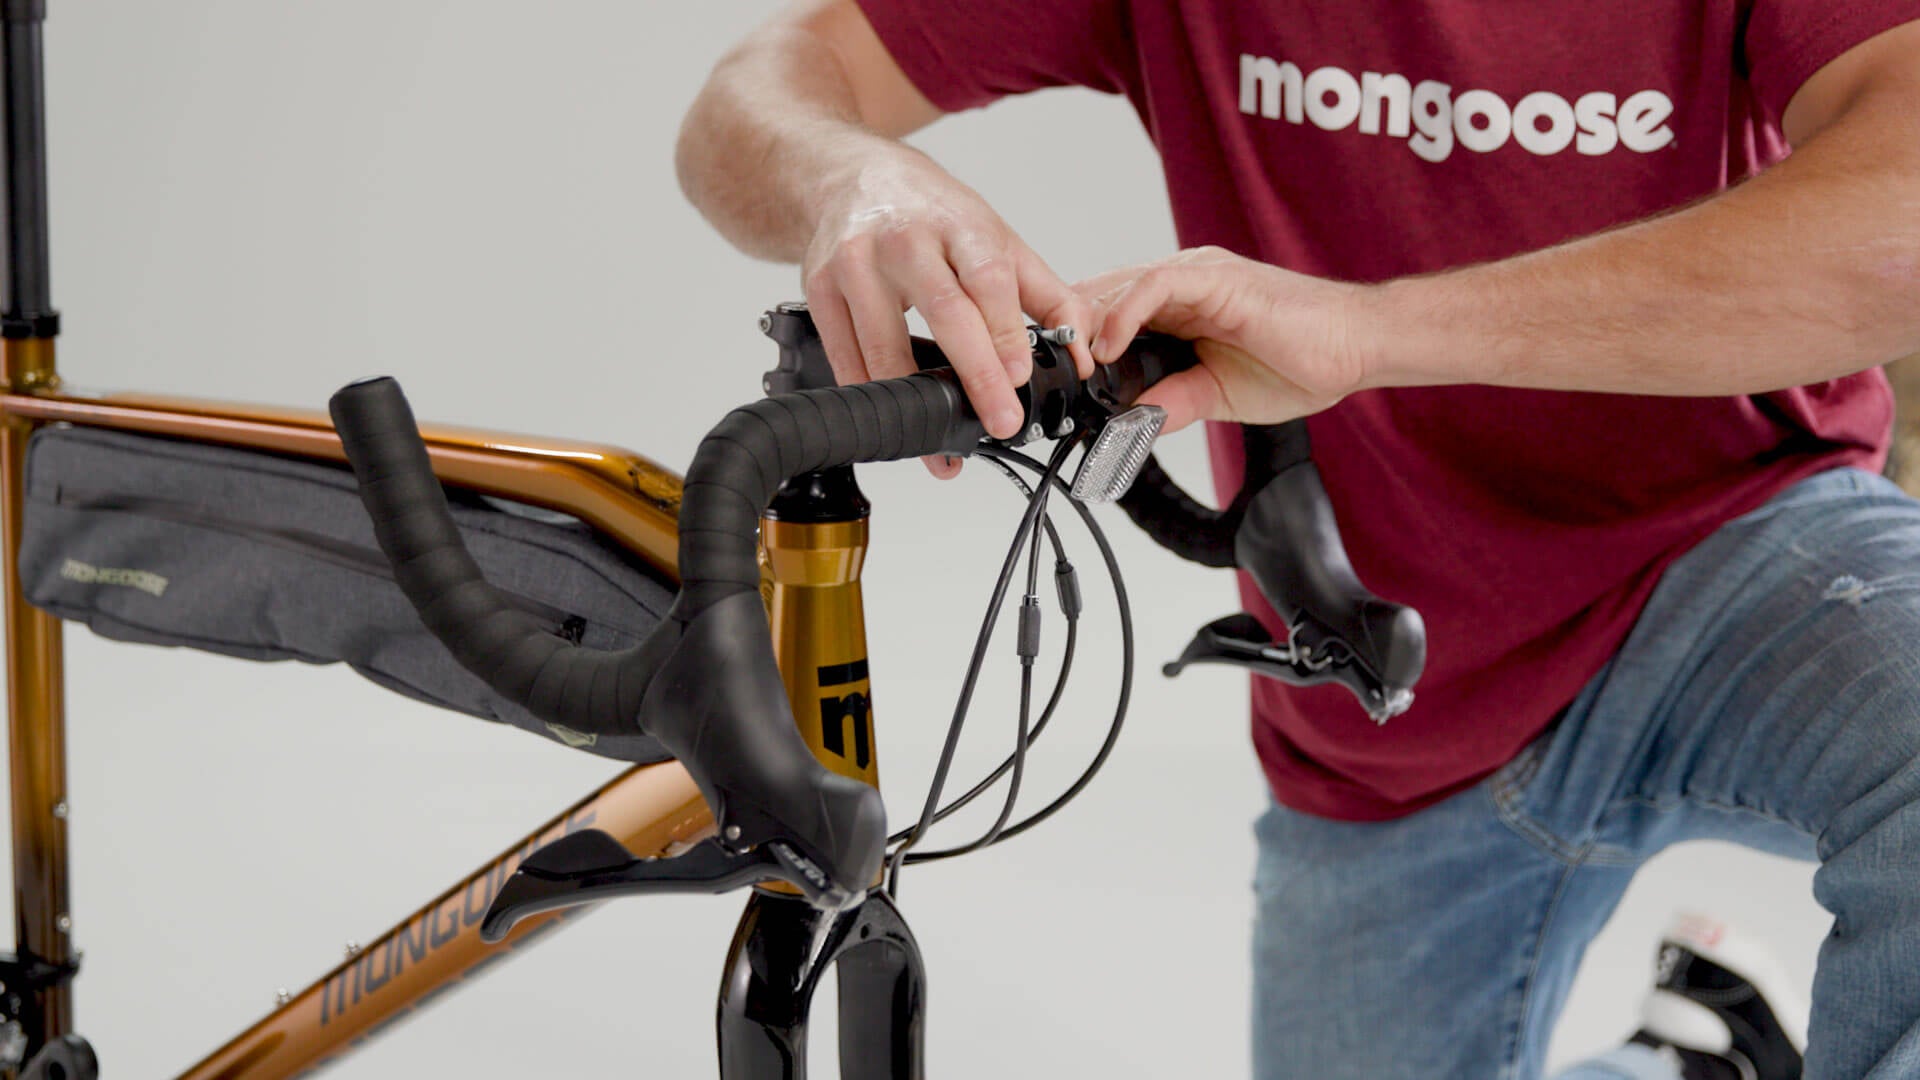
176, 761, 714, 1080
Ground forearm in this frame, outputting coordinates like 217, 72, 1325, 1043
1370, 84, 1920, 397
675, 24, 918, 263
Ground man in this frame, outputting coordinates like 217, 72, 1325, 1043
676, 2, 1920, 1077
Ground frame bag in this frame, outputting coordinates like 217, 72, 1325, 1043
17, 425, 675, 764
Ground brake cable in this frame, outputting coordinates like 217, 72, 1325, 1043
897, 445, 1061, 865
886, 452, 1079, 837
885, 435, 1137, 886
964, 444, 1134, 847
884, 435, 1079, 895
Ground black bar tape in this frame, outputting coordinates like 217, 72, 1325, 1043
1111, 420, 1313, 571
1090, 331, 1244, 569
1116, 455, 1240, 569
328, 377, 659, 738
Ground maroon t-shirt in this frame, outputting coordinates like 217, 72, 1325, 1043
857, 0, 1911, 819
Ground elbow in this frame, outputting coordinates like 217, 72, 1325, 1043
675, 37, 786, 236
1859, 206, 1920, 362
674, 78, 723, 217
675, 34, 763, 217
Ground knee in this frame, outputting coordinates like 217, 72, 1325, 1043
1805, 616, 1920, 865
1774, 583, 1920, 853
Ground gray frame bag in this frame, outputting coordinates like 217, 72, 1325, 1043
17, 425, 675, 764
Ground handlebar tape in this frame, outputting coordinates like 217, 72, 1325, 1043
1115, 419, 1319, 571
327, 377, 620, 722
1116, 456, 1240, 568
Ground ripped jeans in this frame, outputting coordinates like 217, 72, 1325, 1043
1251, 468, 1920, 1079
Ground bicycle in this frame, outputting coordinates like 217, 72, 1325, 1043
0, 5, 1424, 1076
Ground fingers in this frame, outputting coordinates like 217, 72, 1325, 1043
1137, 365, 1228, 434
893, 250, 1025, 439
801, 277, 868, 387
1089, 263, 1198, 365
1082, 253, 1256, 430
1013, 244, 1096, 377
951, 240, 1033, 389
1075, 248, 1345, 430
916, 247, 1066, 480
807, 221, 1091, 443
807, 263, 967, 479
1068, 262, 1147, 316
823, 224, 1025, 439
839, 269, 916, 381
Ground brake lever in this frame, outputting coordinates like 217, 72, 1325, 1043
481, 830, 858, 943
1163, 614, 1413, 723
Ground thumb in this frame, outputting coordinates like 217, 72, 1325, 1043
1136, 365, 1227, 434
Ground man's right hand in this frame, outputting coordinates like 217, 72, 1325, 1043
678, 1, 1090, 477
802, 150, 1094, 473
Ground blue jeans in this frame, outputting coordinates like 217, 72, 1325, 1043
1251, 467, 1920, 1080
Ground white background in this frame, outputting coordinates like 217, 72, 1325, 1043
15, 3, 1826, 1076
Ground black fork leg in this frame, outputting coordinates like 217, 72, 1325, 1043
716, 890, 926, 1080
834, 892, 924, 1080
718, 891, 822, 1079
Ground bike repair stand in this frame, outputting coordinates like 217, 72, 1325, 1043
1, 4, 98, 1076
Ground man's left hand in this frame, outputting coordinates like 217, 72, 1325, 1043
1079, 246, 1377, 432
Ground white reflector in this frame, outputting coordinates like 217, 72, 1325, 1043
1069, 405, 1166, 502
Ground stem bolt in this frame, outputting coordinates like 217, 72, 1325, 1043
1037, 326, 1078, 345
50, 802, 66, 820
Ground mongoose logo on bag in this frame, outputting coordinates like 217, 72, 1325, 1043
1238, 54, 1676, 163
544, 722, 598, 749
60, 557, 168, 597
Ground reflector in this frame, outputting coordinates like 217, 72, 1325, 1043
1070, 405, 1166, 503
